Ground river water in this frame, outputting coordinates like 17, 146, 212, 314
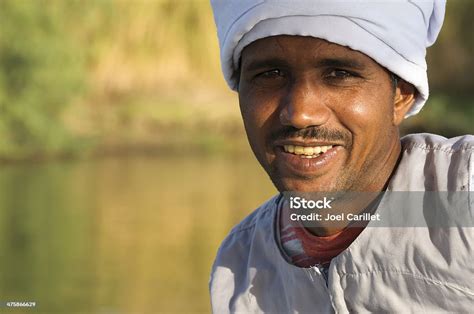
0, 152, 276, 313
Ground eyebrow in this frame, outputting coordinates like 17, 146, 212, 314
315, 58, 365, 71
242, 57, 366, 73
243, 58, 290, 73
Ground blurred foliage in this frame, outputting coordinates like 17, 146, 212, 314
0, 0, 472, 161
412, 0, 474, 137
0, 0, 85, 159
427, 0, 474, 94
401, 94, 474, 138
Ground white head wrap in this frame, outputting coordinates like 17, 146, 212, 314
211, 0, 446, 117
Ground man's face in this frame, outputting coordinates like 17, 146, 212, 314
238, 36, 410, 192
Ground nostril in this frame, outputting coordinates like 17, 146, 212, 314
279, 97, 331, 129
279, 109, 290, 125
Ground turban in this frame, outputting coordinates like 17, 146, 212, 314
210, 0, 446, 117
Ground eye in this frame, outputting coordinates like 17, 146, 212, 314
250, 69, 287, 88
326, 69, 354, 79
256, 69, 284, 79
323, 68, 362, 87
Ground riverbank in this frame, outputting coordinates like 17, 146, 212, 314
0, 92, 471, 164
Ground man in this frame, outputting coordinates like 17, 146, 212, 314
209, 0, 474, 312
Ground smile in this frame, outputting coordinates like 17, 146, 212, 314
274, 142, 343, 177
283, 145, 333, 159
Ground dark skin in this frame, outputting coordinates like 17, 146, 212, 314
238, 36, 415, 235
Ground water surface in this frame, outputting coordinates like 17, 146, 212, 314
0, 152, 276, 313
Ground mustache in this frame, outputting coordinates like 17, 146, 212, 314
270, 126, 352, 146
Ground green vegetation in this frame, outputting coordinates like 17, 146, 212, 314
402, 94, 474, 138
0, 1, 85, 159
0, 0, 472, 161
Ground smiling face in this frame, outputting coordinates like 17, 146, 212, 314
238, 36, 415, 192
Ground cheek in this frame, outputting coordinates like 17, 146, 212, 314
239, 94, 280, 171
239, 90, 280, 132
337, 101, 377, 137
239, 95, 275, 152
239, 101, 264, 138
337, 88, 393, 135
335, 93, 395, 167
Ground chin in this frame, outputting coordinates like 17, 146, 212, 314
272, 177, 338, 192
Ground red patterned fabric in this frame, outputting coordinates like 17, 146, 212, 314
280, 205, 364, 267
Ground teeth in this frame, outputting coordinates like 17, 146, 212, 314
303, 147, 313, 155
294, 146, 305, 155
283, 145, 333, 156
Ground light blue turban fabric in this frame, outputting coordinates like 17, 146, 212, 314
211, 0, 446, 117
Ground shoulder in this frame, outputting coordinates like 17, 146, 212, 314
392, 133, 474, 191
209, 195, 280, 310
214, 194, 280, 257
401, 133, 474, 153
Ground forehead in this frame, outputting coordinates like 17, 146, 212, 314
240, 35, 377, 70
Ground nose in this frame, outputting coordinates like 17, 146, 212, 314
279, 78, 330, 129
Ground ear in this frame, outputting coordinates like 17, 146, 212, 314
392, 80, 416, 126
